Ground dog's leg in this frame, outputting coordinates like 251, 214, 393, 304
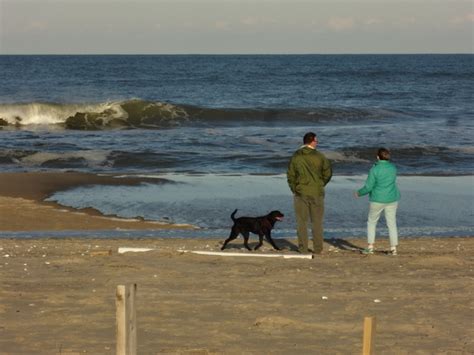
265, 232, 281, 251
221, 228, 240, 250
254, 234, 264, 250
242, 232, 252, 251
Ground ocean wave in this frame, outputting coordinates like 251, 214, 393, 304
334, 145, 474, 175
0, 99, 400, 130
324, 151, 370, 163
340, 145, 474, 162
0, 149, 110, 169
0, 100, 188, 129
2, 145, 471, 174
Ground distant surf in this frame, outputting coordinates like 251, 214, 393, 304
0, 100, 403, 130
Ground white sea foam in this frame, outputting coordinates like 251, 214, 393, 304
19, 150, 110, 167
324, 151, 370, 163
0, 102, 127, 126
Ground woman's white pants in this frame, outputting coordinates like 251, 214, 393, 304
367, 201, 398, 247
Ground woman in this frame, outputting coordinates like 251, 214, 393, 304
355, 148, 400, 255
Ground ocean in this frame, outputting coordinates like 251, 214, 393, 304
1, 54, 473, 238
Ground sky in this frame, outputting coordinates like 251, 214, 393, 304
0, 0, 473, 54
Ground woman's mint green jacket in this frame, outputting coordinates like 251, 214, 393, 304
357, 160, 400, 203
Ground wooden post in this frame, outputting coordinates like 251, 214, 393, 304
362, 316, 376, 355
116, 284, 137, 355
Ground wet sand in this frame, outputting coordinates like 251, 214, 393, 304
0, 172, 473, 354
0, 172, 193, 231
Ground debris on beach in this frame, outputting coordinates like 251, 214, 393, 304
89, 250, 112, 256
117, 247, 154, 254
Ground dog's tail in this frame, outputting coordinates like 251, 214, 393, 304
231, 209, 238, 222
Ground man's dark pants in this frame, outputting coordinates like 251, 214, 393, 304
293, 194, 324, 253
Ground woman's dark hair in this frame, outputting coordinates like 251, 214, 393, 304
377, 148, 391, 160
303, 132, 317, 144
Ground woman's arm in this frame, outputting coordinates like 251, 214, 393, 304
357, 166, 376, 197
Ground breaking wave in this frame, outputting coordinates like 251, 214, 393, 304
0, 100, 188, 129
0, 99, 400, 130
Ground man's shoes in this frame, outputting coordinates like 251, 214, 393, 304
390, 248, 398, 256
299, 247, 322, 255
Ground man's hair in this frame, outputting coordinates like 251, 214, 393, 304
303, 132, 317, 145
377, 148, 391, 160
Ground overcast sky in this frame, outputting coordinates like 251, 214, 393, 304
0, 0, 472, 54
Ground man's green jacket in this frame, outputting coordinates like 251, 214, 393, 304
287, 146, 332, 197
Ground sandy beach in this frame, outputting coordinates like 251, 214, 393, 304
0, 172, 473, 354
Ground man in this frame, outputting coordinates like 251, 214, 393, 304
287, 132, 332, 254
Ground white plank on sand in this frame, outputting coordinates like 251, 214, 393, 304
179, 250, 313, 259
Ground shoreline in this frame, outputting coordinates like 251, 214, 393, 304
0, 172, 195, 232
0, 171, 472, 237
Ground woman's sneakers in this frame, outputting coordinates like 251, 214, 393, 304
361, 247, 374, 255
361, 246, 398, 255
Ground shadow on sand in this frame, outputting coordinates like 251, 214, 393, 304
325, 238, 364, 253
280, 238, 365, 253
218, 238, 365, 254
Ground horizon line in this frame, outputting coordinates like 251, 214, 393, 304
1, 52, 473, 56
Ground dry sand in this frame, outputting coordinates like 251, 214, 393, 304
0, 172, 473, 354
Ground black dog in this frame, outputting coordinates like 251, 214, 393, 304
221, 209, 284, 251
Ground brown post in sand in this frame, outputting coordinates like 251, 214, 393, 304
362, 316, 376, 355
116, 284, 137, 355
